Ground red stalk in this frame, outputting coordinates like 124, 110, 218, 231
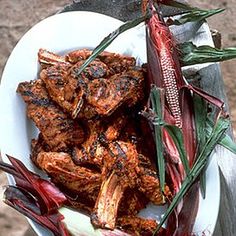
0, 155, 69, 236
6, 155, 67, 214
144, 1, 199, 234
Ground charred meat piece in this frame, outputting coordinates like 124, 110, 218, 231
17, 79, 85, 151
40, 59, 110, 118
81, 67, 145, 119
72, 114, 127, 168
138, 154, 171, 205
116, 216, 160, 236
38, 48, 70, 68
98, 51, 136, 74
31, 133, 50, 168
72, 119, 105, 168
118, 189, 149, 217
91, 141, 140, 230
37, 152, 101, 204
66, 49, 136, 74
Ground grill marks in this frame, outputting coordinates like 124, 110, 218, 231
17, 79, 85, 151
40, 50, 144, 120
17, 48, 166, 235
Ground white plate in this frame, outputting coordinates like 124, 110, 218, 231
0, 11, 220, 236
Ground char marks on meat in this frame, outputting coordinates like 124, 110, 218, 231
17, 79, 85, 151
17, 48, 170, 236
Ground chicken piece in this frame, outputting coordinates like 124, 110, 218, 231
91, 141, 140, 230
81, 67, 145, 119
38, 48, 70, 68
37, 152, 101, 203
116, 216, 160, 236
72, 114, 127, 168
17, 79, 85, 151
66, 49, 136, 73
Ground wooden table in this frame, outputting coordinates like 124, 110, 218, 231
61, 1, 236, 235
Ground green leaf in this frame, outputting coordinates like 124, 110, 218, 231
180, 42, 236, 66
220, 135, 236, 154
206, 118, 236, 154
150, 86, 165, 191
193, 94, 208, 198
76, 13, 150, 76
159, 0, 193, 10
169, 8, 224, 26
163, 124, 190, 175
193, 94, 207, 153
200, 171, 206, 199
154, 117, 230, 233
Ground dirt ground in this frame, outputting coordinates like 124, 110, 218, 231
0, 1, 235, 236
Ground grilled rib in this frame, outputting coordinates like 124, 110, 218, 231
17, 79, 85, 151
66, 49, 136, 74
72, 114, 127, 168
37, 151, 101, 203
91, 141, 140, 230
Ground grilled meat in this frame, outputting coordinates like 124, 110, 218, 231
38, 48, 70, 68
116, 216, 159, 236
118, 189, 149, 217
37, 151, 101, 203
72, 114, 127, 168
66, 49, 136, 74
31, 133, 50, 168
40, 59, 111, 118
17, 79, 85, 151
138, 154, 171, 204
91, 141, 140, 229
81, 67, 145, 119
17, 48, 168, 235
72, 119, 105, 168
41, 60, 145, 119
91, 140, 168, 230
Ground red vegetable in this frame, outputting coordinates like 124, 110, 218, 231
0, 155, 69, 236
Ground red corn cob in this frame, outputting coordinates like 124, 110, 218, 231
145, 0, 194, 185
144, 0, 198, 234
144, 1, 228, 235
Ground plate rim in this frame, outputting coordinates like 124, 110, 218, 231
0, 10, 220, 236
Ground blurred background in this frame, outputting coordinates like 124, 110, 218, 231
0, 0, 235, 235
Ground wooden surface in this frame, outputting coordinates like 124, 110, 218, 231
61, 1, 236, 235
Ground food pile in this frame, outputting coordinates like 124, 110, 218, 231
17, 49, 171, 235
